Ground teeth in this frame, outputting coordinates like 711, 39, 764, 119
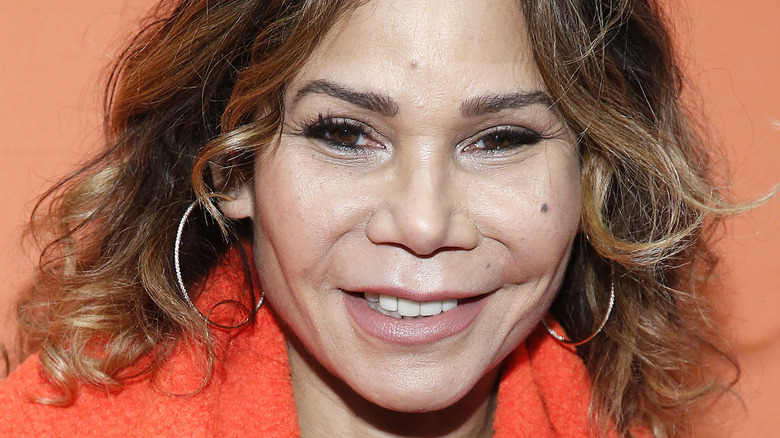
397, 298, 420, 317
420, 300, 442, 316
442, 299, 457, 312
365, 293, 459, 319
379, 294, 398, 312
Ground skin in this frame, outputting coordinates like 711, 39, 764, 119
223, 0, 581, 435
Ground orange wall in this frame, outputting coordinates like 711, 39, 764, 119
679, 1, 780, 435
0, 1, 777, 435
0, 0, 156, 366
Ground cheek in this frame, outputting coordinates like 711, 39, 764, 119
251, 154, 367, 295
469, 154, 581, 278
249, 157, 335, 343
253, 161, 317, 283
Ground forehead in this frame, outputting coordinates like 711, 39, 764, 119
289, 0, 544, 102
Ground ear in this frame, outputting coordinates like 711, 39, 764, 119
219, 182, 254, 220
209, 162, 255, 220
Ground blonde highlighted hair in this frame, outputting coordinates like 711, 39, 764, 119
19, 0, 741, 436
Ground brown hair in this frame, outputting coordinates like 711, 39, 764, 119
18, 0, 740, 436
523, 0, 742, 435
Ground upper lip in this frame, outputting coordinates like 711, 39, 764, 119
341, 286, 495, 302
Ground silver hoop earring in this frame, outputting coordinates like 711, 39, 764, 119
175, 200, 264, 326
542, 279, 615, 347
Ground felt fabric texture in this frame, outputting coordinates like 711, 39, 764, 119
0, 249, 636, 437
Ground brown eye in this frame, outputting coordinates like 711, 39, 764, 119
326, 125, 364, 147
466, 126, 543, 153
301, 115, 376, 150
484, 132, 516, 150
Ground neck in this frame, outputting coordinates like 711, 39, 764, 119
286, 337, 499, 438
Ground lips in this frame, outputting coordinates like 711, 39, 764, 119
343, 288, 491, 345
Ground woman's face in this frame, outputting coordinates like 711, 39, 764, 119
229, 0, 580, 412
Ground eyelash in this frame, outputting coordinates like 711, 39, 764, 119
463, 126, 544, 154
299, 113, 545, 154
300, 114, 380, 152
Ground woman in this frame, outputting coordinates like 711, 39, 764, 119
0, 0, 739, 436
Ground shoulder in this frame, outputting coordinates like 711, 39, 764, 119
0, 354, 152, 435
0, 308, 299, 437
0, 351, 223, 436
0, 355, 91, 433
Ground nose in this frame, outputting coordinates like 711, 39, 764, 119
365, 152, 479, 256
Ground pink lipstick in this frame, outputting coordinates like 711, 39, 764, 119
343, 291, 488, 345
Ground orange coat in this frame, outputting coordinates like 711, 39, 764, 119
0, 252, 629, 437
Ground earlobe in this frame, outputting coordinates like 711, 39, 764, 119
208, 161, 255, 220
218, 182, 254, 220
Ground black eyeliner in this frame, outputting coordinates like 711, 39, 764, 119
299, 113, 375, 152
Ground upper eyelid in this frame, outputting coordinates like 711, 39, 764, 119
301, 115, 364, 131
297, 113, 549, 146
298, 116, 389, 154
479, 125, 539, 135
462, 125, 543, 143
301, 115, 385, 141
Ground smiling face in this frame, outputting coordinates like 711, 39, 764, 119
225, 0, 581, 413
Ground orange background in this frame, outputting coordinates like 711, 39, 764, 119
0, 1, 777, 435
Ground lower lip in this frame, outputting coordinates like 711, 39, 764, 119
344, 292, 487, 345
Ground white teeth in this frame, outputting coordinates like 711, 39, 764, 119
419, 300, 442, 316
365, 292, 458, 319
379, 294, 398, 312
377, 306, 393, 316
442, 299, 458, 312
397, 298, 420, 317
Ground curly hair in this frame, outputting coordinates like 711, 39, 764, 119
18, 0, 741, 436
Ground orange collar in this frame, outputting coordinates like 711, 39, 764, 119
0, 246, 637, 437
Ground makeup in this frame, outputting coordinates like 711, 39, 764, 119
344, 291, 488, 345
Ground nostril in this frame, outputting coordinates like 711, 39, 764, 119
365, 207, 479, 256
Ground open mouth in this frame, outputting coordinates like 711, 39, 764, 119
362, 292, 464, 319
343, 289, 491, 344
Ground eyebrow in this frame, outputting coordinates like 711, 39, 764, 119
291, 79, 554, 118
460, 91, 555, 117
292, 79, 400, 116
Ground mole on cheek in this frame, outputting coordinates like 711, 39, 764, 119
540, 203, 549, 213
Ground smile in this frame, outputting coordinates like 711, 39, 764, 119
343, 289, 492, 345
364, 292, 459, 319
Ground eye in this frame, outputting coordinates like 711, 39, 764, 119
463, 126, 543, 154
300, 114, 380, 151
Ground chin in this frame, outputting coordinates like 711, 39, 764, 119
344, 361, 494, 414
365, 387, 468, 413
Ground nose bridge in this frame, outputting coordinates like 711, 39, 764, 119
365, 143, 478, 256
397, 149, 451, 245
